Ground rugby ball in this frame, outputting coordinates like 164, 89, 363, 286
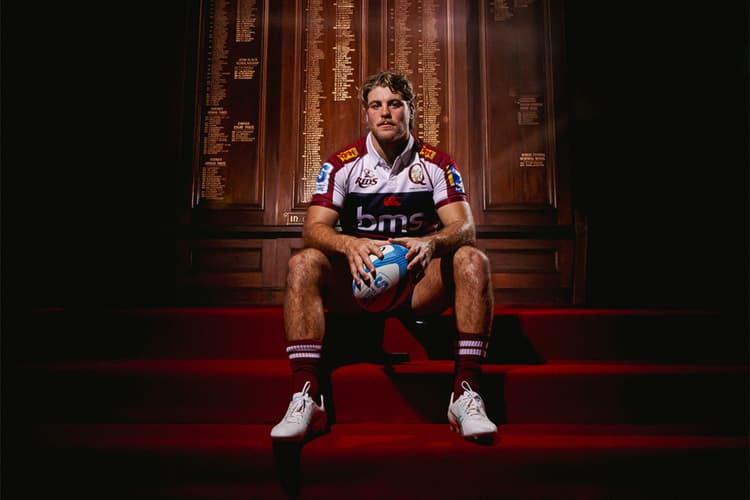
352, 243, 412, 313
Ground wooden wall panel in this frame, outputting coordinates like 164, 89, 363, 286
177, 238, 303, 304
479, 238, 574, 304
192, 0, 270, 216
292, 1, 367, 209
177, 0, 583, 306
475, 0, 562, 225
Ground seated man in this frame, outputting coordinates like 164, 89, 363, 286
271, 70, 496, 442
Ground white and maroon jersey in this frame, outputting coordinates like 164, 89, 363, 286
311, 133, 468, 239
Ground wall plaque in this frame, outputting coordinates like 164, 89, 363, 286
197, 0, 267, 208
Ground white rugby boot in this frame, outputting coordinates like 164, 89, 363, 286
447, 380, 497, 440
270, 381, 327, 441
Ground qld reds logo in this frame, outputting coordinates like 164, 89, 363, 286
408, 164, 426, 185
355, 168, 378, 188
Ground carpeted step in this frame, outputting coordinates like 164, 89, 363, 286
13, 306, 746, 363
10, 423, 749, 500
11, 360, 748, 431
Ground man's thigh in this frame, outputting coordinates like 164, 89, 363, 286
409, 255, 453, 316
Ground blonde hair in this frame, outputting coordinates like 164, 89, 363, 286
360, 70, 416, 127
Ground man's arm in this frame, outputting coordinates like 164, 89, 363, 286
303, 205, 385, 285
389, 200, 476, 272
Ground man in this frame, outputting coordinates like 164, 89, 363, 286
271, 70, 496, 442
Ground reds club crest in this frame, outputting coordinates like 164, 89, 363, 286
409, 164, 426, 185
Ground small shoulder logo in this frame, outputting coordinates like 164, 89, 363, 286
445, 163, 465, 193
314, 162, 335, 195
419, 146, 437, 160
337, 147, 359, 162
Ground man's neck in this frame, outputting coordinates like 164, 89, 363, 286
372, 135, 410, 167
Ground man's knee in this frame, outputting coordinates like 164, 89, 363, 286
286, 248, 329, 288
453, 246, 491, 282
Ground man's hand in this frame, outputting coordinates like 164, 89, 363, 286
344, 238, 385, 286
388, 236, 435, 277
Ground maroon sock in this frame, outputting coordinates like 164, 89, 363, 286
286, 339, 323, 404
453, 333, 490, 396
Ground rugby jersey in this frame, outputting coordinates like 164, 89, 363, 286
311, 133, 468, 239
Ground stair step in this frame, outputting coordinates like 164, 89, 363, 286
15, 306, 746, 363
12, 360, 748, 429
12, 423, 749, 499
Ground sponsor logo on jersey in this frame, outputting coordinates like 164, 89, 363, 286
314, 162, 334, 195
383, 196, 401, 207
337, 147, 360, 162
409, 164, 426, 185
419, 145, 437, 160
355, 168, 378, 188
356, 206, 425, 234
445, 163, 465, 193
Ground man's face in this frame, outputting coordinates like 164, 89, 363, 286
364, 85, 412, 145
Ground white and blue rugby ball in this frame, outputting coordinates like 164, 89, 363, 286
352, 243, 413, 313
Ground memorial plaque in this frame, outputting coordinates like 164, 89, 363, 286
197, 0, 267, 207
294, 0, 363, 207
481, 0, 550, 208
386, 0, 448, 149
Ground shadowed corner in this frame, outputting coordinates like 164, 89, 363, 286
484, 313, 545, 365
393, 312, 545, 365
373, 312, 545, 434
272, 418, 332, 498
272, 440, 303, 499
319, 311, 391, 426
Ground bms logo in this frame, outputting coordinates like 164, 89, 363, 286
356, 206, 424, 233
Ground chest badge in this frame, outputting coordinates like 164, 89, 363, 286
355, 168, 378, 188
409, 164, 426, 185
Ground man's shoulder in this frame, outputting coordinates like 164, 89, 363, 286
327, 136, 368, 166
414, 139, 454, 167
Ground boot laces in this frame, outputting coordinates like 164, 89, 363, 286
458, 381, 485, 417
284, 381, 312, 424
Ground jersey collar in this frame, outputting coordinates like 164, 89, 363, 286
365, 132, 415, 173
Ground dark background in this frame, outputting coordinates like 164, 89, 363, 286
2, 2, 748, 318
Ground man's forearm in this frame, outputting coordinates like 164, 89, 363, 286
428, 220, 477, 257
303, 222, 356, 256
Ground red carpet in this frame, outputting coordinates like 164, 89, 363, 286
5, 306, 749, 498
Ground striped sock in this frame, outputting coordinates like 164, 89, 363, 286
286, 340, 323, 403
454, 333, 490, 395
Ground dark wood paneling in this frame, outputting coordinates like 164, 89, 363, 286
191, 247, 262, 272
485, 249, 558, 274
192, 0, 270, 213
474, 0, 566, 226
479, 238, 574, 302
177, 0, 581, 306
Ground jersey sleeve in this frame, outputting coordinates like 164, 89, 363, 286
310, 139, 365, 210
310, 158, 347, 210
432, 159, 468, 209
